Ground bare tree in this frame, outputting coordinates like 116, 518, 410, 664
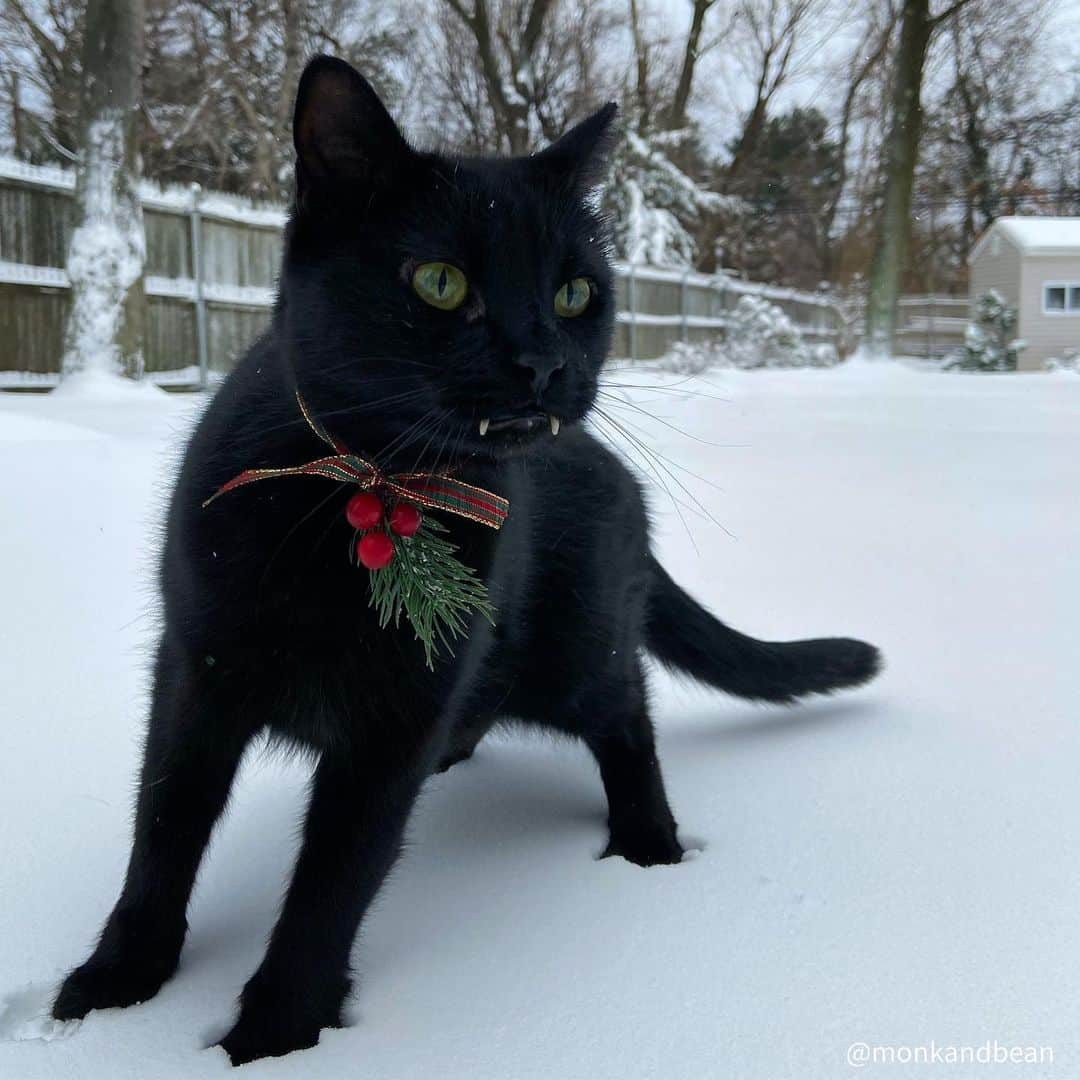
61, 0, 146, 379
666, 0, 718, 130
421, 0, 618, 154
862, 0, 975, 359
136, 0, 404, 197
727, 0, 822, 179
0, 0, 85, 159
820, 2, 896, 279
435, 0, 555, 154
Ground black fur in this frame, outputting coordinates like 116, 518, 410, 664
53, 56, 881, 1064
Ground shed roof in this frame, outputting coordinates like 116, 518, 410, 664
971, 216, 1080, 261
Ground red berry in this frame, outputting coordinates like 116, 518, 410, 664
389, 502, 422, 537
346, 491, 383, 530
356, 531, 395, 569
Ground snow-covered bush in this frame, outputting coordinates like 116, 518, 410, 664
945, 290, 1025, 371
808, 342, 842, 367
653, 296, 840, 372
1045, 347, 1080, 373
725, 295, 807, 368
656, 340, 721, 374
603, 129, 741, 268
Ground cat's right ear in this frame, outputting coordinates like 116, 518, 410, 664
293, 55, 409, 205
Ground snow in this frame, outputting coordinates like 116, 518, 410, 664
1, 364, 1079, 1078
973, 216, 1080, 258
0, 261, 69, 289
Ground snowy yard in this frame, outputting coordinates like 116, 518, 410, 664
1, 364, 1077, 1079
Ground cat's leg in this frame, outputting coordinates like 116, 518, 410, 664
219, 725, 432, 1065
435, 711, 495, 772
53, 639, 256, 1020
579, 664, 684, 868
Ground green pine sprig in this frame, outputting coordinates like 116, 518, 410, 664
367, 516, 495, 668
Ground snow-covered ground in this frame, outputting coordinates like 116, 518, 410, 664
1, 364, 1077, 1079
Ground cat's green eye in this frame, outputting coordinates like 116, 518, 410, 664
555, 277, 591, 318
412, 262, 468, 311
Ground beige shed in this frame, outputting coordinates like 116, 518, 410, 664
968, 217, 1080, 370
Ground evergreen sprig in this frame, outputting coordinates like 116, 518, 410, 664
366, 517, 495, 668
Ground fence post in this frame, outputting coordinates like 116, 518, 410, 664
928, 198, 937, 359
680, 269, 689, 343
627, 262, 638, 362
190, 183, 209, 390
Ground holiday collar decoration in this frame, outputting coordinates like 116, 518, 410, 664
204, 391, 508, 666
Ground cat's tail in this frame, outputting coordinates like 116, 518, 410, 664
644, 556, 881, 704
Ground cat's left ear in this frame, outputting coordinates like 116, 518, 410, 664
531, 102, 619, 195
293, 55, 410, 203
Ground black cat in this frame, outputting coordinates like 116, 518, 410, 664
52, 56, 880, 1064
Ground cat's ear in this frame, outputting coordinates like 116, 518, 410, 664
532, 102, 619, 195
293, 55, 409, 199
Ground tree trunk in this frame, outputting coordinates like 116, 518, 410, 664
11, 72, 26, 158
61, 0, 147, 380
276, 0, 304, 140
628, 0, 652, 133
666, 0, 713, 131
728, 94, 769, 179
862, 0, 933, 360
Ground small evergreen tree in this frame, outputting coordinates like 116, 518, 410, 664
946, 290, 1025, 371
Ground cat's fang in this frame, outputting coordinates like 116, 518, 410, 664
479, 418, 490, 436
549, 415, 560, 436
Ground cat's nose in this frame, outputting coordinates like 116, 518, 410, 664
514, 352, 565, 394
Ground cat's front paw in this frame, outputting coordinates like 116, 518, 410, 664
52, 954, 175, 1020
220, 1008, 325, 1066
602, 813, 684, 867
219, 971, 349, 1066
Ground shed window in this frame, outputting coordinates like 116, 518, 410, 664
1042, 283, 1080, 314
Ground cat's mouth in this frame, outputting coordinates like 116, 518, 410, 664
478, 408, 560, 438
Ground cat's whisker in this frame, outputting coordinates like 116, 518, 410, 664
595, 391, 741, 450
375, 408, 445, 467
589, 411, 701, 553
592, 406, 734, 539
598, 375, 733, 404
255, 482, 349, 606
252, 386, 432, 440
598, 407, 733, 500
406, 411, 454, 475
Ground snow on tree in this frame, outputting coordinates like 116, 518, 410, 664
945, 289, 1025, 372
61, 0, 146, 381
602, 128, 741, 269
657, 294, 839, 372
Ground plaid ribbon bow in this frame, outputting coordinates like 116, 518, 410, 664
203, 391, 510, 530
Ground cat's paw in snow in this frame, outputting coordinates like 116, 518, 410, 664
601, 813, 685, 867
218, 970, 349, 1066
52, 954, 175, 1021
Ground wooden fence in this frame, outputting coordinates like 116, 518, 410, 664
612, 263, 849, 360
0, 156, 283, 386
895, 295, 969, 359
1, 156, 848, 386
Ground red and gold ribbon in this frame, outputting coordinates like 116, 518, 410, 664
203, 391, 509, 530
